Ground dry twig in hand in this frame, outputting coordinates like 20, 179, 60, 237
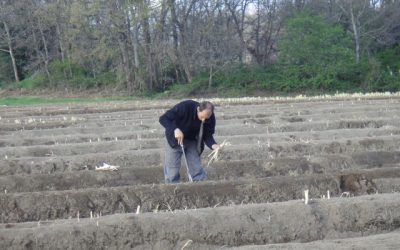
207, 139, 231, 167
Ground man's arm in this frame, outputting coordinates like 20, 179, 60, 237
159, 102, 187, 145
159, 104, 182, 131
203, 114, 217, 149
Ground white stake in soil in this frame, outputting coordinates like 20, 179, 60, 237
136, 205, 141, 214
304, 190, 309, 204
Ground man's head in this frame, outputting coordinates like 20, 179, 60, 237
197, 101, 214, 121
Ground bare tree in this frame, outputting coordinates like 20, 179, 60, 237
0, 0, 23, 83
247, 0, 282, 65
224, 0, 252, 63
337, 0, 368, 63
0, 21, 19, 82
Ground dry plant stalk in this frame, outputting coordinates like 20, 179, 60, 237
181, 240, 193, 250
340, 191, 350, 198
207, 139, 231, 167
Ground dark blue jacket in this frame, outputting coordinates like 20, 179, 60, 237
159, 100, 217, 153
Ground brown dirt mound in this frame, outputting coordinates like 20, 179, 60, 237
1, 193, 400, 249
233, 230, 400, 249
0, 175, 340, 223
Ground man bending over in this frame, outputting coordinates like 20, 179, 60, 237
159, 100, 220, 183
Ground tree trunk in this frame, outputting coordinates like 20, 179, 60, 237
168, 0, 179, 83
29, 15, 48, 77
208, 64, 213, 89
128, 6, 140, 69
226, 0, 249, 63
142, 1, 154, 90
3, 21, 19, 82
180, 48, 193, 83
127, 6, 144, 91
117, 35, 133, 93
350, 5, 360, 64
56, 23, 68, 78
132, 28, 140, 69
38, 18, 52, 83
255, 1, 261, 60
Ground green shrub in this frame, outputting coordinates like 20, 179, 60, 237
45, 60, 117, 89
18, 73, 47, 89
377, 44, 400, 75
279, 13, 356, 92
164, 78, 206, 97
0, 53, 14, 86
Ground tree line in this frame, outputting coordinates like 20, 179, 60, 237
0, 0, 399, 95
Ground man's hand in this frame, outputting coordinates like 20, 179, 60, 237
211, 144, 220, 150
174, 128, 184, 145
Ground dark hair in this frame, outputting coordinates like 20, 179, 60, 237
199, 101, 214, 113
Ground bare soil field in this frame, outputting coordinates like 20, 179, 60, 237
1, 94, 400, 249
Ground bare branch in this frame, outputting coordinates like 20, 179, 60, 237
356, 0, 368, 20
336, 1, 348, 15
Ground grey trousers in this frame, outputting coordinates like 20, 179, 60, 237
163, 139, 206, 183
